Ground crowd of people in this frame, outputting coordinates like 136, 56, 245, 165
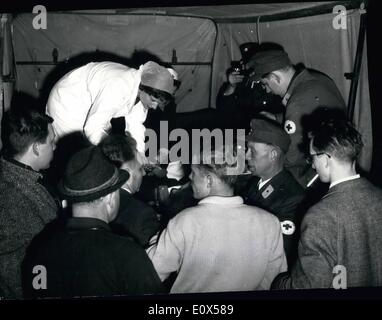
1, 43, 382, 299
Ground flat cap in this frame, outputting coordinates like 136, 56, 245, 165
247, 50, 292, 81
246, 118, 291, 154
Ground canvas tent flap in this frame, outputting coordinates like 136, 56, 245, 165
212, 7, 372, 171
1, 13, 15, 151
213, 9, 364, 107
12, 13, 217, 112
7, 1, 373, 171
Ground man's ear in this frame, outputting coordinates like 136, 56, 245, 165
32, 142, 39, 156
271, 71, 282, 84
324, 154, 331, 168
102, 192, 114, 211
206, 174, 213, 188
270, 148, 278, 161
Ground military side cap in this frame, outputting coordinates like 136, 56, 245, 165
246, 118, 291, 154
247, 50, 292, 81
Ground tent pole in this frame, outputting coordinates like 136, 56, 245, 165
347, 10, 367, 120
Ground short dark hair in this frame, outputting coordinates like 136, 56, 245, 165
2, 109, 53, 158
194, 145, 239, 188
310, 119, 363, 163
262, 65, 293, 80
98, 132, 137, 169
139, 84, 174, 107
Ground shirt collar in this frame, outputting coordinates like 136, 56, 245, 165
329, 174, 360, 189
258, 178, 272, 190
2, 156, 42, 179
257, 169, 284, 190
5, 156, 36, 172
198, 196, 243, 206
66, 217, 111, 231
282, 67, 304, 105
121, 185, 132, 194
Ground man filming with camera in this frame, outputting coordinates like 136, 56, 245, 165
216, 42, 283, 130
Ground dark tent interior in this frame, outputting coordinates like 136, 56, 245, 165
1, 0, 381, 184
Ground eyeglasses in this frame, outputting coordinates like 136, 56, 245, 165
306, 152, 331, 164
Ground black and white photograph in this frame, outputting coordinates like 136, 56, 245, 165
0, 0, 381, 311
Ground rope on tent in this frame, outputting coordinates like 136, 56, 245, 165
256, 15, 261, 44
229, 24, 234, 60
1, 14, 6, 113
347, 4, 367, 121
0, 14, 5, 151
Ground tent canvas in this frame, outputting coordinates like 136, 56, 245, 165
0, 0, 374, 172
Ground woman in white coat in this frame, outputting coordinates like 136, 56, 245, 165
46, 61, 177, 157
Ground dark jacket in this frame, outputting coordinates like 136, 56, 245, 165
0, 157, 58, 299
242, 169, 305, 267
272, 178, 382, 289
216, 80, 283, 130
23, 217, 165, 298
282, 68, 346, 187
110, 188, 160, 247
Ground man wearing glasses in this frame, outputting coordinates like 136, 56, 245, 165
271, 119, 382, 289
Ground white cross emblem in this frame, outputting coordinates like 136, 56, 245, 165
284, 120, 296, 134
281, 220, 296, 235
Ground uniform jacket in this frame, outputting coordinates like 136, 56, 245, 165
242, 169, 305, 267
0, 157, 58, 299
147, 196, 287, 293
216, 81, 282, 130
110, 188, 160, 247
282, 68, 346, 186
46, 61, 147, 153
23, 217, 165, 298
272, 178, 382, 289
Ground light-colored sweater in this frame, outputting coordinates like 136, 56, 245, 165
147, 196, 287, 293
